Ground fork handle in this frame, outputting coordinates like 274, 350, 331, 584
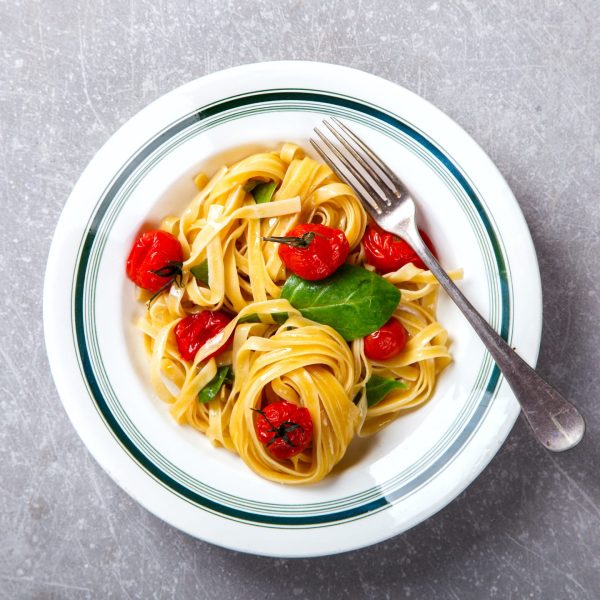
400, 223, 585, 452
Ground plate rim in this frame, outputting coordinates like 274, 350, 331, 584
44, 60, 542, 556
78, 90, 509, 515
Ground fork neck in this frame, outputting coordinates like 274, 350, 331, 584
381, 206, 423, 251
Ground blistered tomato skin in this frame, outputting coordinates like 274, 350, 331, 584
364, 318, 408, 361
254, 400, 314, 459
126, 230, 184, 292
174, 310, 232, 362
274, 223, 350, 281
362, 224, 437, 273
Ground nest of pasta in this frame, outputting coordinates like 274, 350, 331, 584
131, 144, 461, 484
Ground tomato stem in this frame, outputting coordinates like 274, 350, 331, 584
149, 260, 183, 279
146, 260, 184, 307
251, 408, 304, 448
262, 232, 317, 249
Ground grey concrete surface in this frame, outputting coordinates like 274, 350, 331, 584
1, 0, 599, 598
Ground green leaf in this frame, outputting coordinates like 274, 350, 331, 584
252, 181, 277, 204
365, 374, 407, 408
223, 369, 234, 385
271, 311, 288, 324
237, 311, 288, 325
237, 313, 261, 324
190, 260, 209, 285
280, 264, 400, 340
199, 365, 232, 404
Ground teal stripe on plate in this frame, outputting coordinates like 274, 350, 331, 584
72, 89, 512, 527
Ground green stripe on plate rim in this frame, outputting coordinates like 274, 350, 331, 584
84, 106, 498, 513
72, 89, 513, 527
74, 94, 510, 520
84, 107, 498, 513
85, 104, 502, 509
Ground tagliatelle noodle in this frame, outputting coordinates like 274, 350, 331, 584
136, 145, 458, 483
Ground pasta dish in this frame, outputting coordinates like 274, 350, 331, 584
125, 143, 460, 484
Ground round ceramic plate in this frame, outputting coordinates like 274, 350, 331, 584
44, 61, 542, 557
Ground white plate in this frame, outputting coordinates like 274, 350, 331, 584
44, 61, 542, 557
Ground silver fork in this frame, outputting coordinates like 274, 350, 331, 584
311, 117, 585, 452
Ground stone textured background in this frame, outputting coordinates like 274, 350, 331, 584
1, 1, 599, 598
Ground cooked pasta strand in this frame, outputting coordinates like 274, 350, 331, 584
136, 144, 456, 483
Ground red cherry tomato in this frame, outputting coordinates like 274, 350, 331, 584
174, 310, 232, 362
265, 223, 350, 281
253, 400, 314, 460
126, 230, 183, 292
364, 318, 408, 361
362, 224, 437, 273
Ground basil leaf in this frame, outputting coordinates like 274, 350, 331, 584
280, 264, 400, 340
365, 374, 407, 407
190, 260, 209, 285
237, 313, 261, 324
237, 311, 288, 325
272, 311, 288, 324
252, 181, 277, 204
199, 365, 231, 404
223, 369, 234, 386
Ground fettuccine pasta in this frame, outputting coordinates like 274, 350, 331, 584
131, 144, 460, 484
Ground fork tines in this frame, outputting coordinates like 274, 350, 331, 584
310, 117, 407, 217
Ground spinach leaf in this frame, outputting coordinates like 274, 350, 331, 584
199, 365, 231, 404
252, 181, 277, 204
365, 374, 407, 407
280, 264, 400, 340
190, 260, 209, 285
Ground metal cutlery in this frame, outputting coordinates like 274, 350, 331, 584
310, 117, 585, 452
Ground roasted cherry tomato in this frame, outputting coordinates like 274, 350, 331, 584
362, 224, 437, 273
264, 223, 349, 281
364, 318, 408, 361
126, 230, 184, 292
253, 400, 313, 460
174, 310, 232, 362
